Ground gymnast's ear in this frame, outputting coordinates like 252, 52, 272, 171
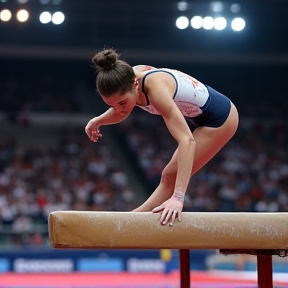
133, 79, 139, 88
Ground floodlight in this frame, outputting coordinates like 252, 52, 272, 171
191, 16, 202, 29
202, 16, 214, 30
231, 17, 245, 31
211, 1, 223, 13
177, 1, 188, 12
17, 9, 29, 22
176, 16, 189, 29
231, 4, 241, 13
214, 17, 227, 30
0, 9, 12, 21
52, 11, 65, 24
39, 11, 51, 23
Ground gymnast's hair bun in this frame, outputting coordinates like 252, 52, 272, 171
92, 48, 118, 71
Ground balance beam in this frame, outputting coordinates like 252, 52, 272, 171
48, 211, 288, 288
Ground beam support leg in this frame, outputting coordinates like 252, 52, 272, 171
257, 255, 273, 288
179, 249, 190, 288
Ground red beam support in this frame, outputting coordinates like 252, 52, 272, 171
179, 249, 190, 288
257, 255, 273, 288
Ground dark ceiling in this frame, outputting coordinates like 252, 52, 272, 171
0, 0, 288, 63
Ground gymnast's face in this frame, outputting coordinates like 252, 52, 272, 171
102, 82, 139, 115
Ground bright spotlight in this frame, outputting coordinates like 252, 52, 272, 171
231, 17, 245, 31
52, 11, 65, 24
0, 9, 12, 22
39, 11, 51, 23
231, 3, 241, 13
202, 16, 214, 30
191, 16, 202, 29
214, 17, 227, 30
176, 16, 189, 29
211, 1, 223, 13
17, 9, 29, 22
177, 1, 188, 11
17, 0, 29, 3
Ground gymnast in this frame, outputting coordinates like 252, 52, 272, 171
85, 48, 239, 227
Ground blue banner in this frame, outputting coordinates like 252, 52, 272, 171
77, 258, 124, 272
0, 258, 9, 273
0, 248, 211, 273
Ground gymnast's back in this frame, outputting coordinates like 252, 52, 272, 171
133, 65, 210, 118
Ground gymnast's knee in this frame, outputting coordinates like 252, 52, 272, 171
160, 170, 176, 187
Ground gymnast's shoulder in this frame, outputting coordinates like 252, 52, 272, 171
133, 65, 156, 72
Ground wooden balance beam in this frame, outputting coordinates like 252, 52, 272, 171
48, 211, 288, 288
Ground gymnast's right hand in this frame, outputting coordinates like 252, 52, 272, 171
85, 117, 103, 142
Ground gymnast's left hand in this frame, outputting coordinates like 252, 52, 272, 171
152, 197, 183, 227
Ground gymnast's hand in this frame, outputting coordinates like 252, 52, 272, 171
85, 117, 103, 142
152, 196, 183, 227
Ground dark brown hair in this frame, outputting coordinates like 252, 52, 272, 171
92, 48, 135, 97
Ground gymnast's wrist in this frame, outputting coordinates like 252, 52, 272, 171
172, 190, 185, 202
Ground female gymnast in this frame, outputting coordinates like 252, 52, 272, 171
85, 48, 239, 227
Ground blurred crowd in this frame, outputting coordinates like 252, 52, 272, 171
0, 60, 288, 247
1, 115, 287, 247
120, 110, 288, 214
0, 127, 135, 246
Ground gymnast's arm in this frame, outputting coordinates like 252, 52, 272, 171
144, 77, 196, 223
85, 107, 130, 142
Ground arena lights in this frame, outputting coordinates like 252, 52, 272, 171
231, 17, 245, 31
0, 9, 12, 21
177, 1, 188, 12
211, 1, 223, 13
176, 1, 245, 32
190, 16, 202, 29
230, 3, 241, 13
52, 11, 64, 24
214, 17, 227, 30
0, 9, 65, 24
176, 16, 189, 29
176, 16, 245, 31
202, 16, 214, 30
39, 11, 51, 23
0, 0, 64, 24
39, 11, 65, 24
17, 9, 29, 22
0, 9, 30, 23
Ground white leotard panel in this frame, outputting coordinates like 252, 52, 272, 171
137, 67, 210, 118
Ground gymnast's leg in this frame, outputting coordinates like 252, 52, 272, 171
133, 103, 238, 212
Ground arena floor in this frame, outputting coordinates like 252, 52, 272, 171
1, 271, 288, 288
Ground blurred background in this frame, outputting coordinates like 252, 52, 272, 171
1, 0, 288, 287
